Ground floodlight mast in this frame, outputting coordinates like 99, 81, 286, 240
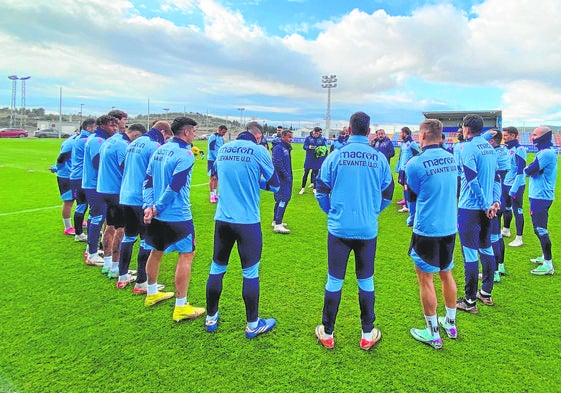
321, 74, 337, 133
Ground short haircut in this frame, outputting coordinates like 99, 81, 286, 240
313, 127, 322, 133
128, 123, 147, 134
349, 111, 370, 136
401, 126, 412, 136
490, 129, 502, 144
281, 130, 293, 137
152, 120, 171, 134
246, 121, 263, 134
462, 114, 484, 134
218, 125, 227, 131
171, 117, 197, 136
81, 118, 96, 130
96, 115, 117, 127
107, 109, 128, 120
419, 119, 442, 141
503, 126, 519, 136
277, 125, 283, 130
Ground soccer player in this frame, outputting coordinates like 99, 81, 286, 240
526, 126, 557, 275
97, 123, 146, 279
456, 114, 500, 313
314, 112, 394, 350
406, 119, 458, 350
501, 126, 527, 247
272, 129, 293, 234
204, 121, 280, 337
270, 125, 284, 148
70, 118, 96, 242
395, 127, 420, 214
119, 121, 172, 293
51, 130, 79, 235
207, 125, 227, 203
142, 117, 205, 322
82, 115, 119, 266
299, 127, 328, 195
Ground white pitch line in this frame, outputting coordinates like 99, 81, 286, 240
0, 205, 60, 217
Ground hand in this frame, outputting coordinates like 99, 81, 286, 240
144, 206, 157, 224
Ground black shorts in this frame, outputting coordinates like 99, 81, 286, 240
408, 233, 456, 273
145, 219, 195, 253
101, 193, 125, 228
123, 205, 146, 238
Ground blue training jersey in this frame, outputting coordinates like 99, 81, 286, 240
82, 128, 111, 190
503, 140, 527, 194
315, 135, 393, 239
458, 135, 499, 210
405, 144, 458, 237
143, 137, 195, 222
70, 130, 92, 181
526, 147, 557, 200
207, 132, 224, 162
214, 132, 279, 224
396, 136, 420, 172
120, 129, 164, 206
56, 134, 78, 179
97, 132, 131, 194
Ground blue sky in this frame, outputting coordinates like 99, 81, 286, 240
1, 0, 560, 129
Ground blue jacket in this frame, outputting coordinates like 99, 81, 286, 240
372, 136, 395, 162
315, 135, 394, 239
303, 133, 328, 170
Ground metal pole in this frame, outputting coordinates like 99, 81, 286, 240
80, 103, 84, 129
59, 87, 62, 138
20, 76, 30, 128
8, 75, 18, 128
321, 74, 337, 134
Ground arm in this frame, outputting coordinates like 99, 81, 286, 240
509, 150, 526, 195
524, 157, 541, 177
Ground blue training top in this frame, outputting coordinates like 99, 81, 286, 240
458, 134, 499, 210
524, 132, 557, 201
82, 127, 111, 190
56, 134, 78, 179
120, 128, 164, 206
214, 132, 279, 224
143, 137, 195, 222
207, 132, 224, 162
405, 144, 458, 237
70, 130, 92, 181
97, 132, 131, 194
503, 140, 527, 194
396, 136, 420, 172
315, 135, 394, 240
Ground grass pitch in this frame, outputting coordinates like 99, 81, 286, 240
0, 138, 560, 392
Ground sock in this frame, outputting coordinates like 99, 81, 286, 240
362, 330, 372, 341
103, 256, 112, 269
247, 319, 259, 329
206, 312, 218, 321
544, 259, 553, 268
480, 289, 491, 296
111, 261, 119, 272
445, 306, 456, 325
147, 283, 159, 295
118, 274, 128, 282
424, 314, 439, 336
175, 297, 187, 306
63, 218, 72, 229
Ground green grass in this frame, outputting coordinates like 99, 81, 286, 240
1, 138, 560, 392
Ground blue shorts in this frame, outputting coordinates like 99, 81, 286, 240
70, 179, 86, 205
207, 160, 216, 177
409, 233, 455, 273
57, 177, 73, 201
145, 219, 195, 254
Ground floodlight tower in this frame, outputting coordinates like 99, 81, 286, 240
19, 76, 30, 128
321, 74, 337, 133
8, 75, 19, 127
237, 107, 245, 129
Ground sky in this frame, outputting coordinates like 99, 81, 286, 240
1, 0, 561, 129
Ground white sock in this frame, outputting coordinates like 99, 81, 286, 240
362, 330, 372, 340
118, 274, 128, 282
103, 256, 112, 269
175, 297, 187, 306
445, 306, 456, 325
147, 283, 159, 295
424, 314, 439, 336
544, 259, 553, 268
111, 262, 119, 272
63, 218, 72, 229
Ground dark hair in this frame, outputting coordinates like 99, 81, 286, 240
171, 117, 197, 136
313, 127, 322, 133
503, 126, 519, 136
81, 118, 96, 130
462, 114, 484, 134
401, 126, 411, 136
128, 123, 147, 134
96, 115, 117, 127
349, 111, 370, 136
281, 129, 293, 137
218, 125, 227, 131
107, 109, 128, 120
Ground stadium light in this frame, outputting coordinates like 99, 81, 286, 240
321, 74, 337, 134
